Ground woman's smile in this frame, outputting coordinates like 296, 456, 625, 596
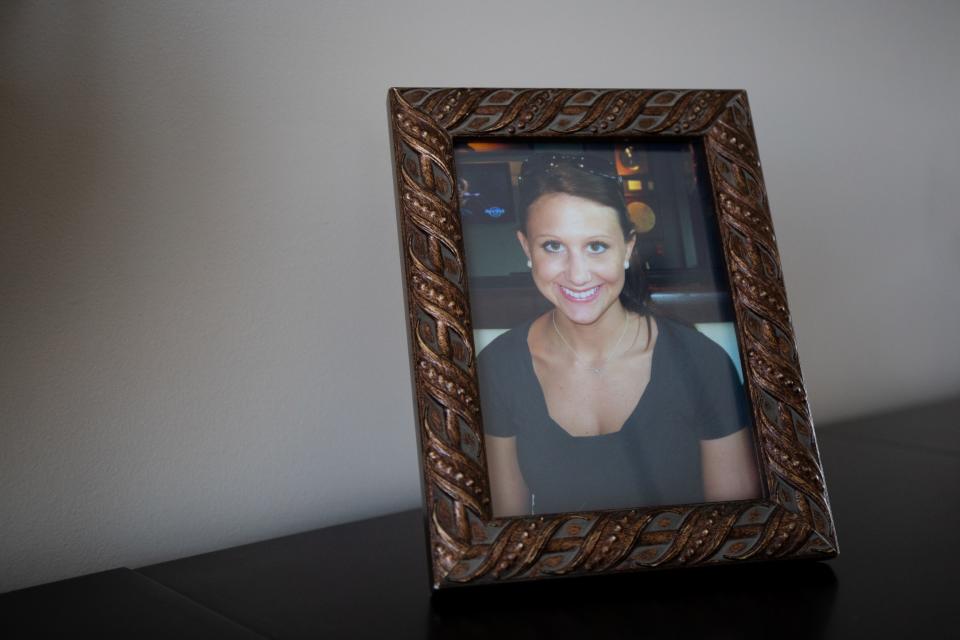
558, 284, 602, 303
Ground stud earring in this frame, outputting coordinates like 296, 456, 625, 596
624, 259, 630, 269
527, 259, 532, 268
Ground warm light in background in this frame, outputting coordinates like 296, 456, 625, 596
465, 142, 514, 152
627, 201, 656, 233
616, 145, 648, 176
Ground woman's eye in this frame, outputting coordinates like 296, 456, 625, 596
541, 241, 563, 253
586, 241, 609, 254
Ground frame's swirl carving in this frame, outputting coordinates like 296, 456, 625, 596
388, 88, 837, 588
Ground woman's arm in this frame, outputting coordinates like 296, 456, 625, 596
701, 428, 761, 502
485, 435, 531, 516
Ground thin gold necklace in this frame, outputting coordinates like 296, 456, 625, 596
551, 309, 631, 374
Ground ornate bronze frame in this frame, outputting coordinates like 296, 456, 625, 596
387, 88, 837, 589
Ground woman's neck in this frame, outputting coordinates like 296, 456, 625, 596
552, 303, 632, 358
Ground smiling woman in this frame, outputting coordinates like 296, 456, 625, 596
463, 146, 761, 516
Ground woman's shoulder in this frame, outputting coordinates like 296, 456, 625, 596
477, 319, 534, 369
653, 314, 732, 365
653, 314, 696, 341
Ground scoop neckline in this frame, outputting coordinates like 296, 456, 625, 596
522, 313, 664, 440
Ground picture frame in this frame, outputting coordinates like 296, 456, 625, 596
387, 87, 837, 589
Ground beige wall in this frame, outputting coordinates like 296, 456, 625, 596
2, 0, 958, 592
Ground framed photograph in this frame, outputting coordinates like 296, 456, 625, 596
387, 88, 837, 589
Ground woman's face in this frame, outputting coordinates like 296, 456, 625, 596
518, 192, 636, 326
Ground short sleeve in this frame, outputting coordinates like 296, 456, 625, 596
693, 337, 752, 440
476, 338, 519, 438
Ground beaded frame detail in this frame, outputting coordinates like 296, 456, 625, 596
387, 88, 837, 589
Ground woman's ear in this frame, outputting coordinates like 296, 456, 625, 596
626, 230, 637, 260
516, 229, 532, 260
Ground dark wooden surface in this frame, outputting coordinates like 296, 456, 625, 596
2, 568, 262, 639
4, 396, 959, 638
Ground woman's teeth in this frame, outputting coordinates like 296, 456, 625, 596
561, 286, 599, 300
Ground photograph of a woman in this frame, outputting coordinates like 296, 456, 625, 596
461, 146, 761, 516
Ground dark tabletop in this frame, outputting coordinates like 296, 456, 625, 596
4, 396, 960, 638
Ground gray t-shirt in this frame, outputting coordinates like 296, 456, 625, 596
477, 315, 752, 514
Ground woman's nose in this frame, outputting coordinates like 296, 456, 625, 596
567, 252, 591, 285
